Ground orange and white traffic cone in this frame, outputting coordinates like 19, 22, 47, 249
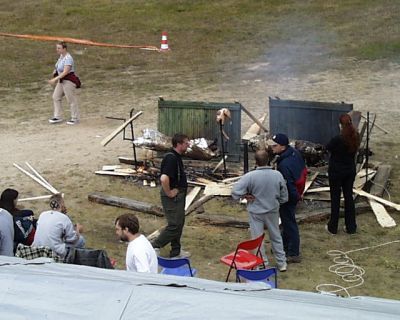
160, 31, 170, 51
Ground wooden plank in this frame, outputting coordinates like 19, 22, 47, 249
203, 183, 233, 196
101, 111, 143, 147
368, 200, 396, 227
13, 163, 58, 195
242, 113, 267, 140
102, 165, 122, 171
114, 168, 137, 174
369, 165, 391, 196
212, 155, 228, 173
353, 169, 376, 190
306, 187, 330, 193
18, 195, 53, 202
353, 189, 400, 211
304, 172, 319, 194
361, 114, 389, 134
195, 214, 249, 229
368, 164, 395, 227
88, 193, 164, 217
186, 195, 214, 215
95, 170, 135, 177
147, 192, 211, 242
184, 186, 202, 211
240, 104, 268, 132
25, 162, 59, 194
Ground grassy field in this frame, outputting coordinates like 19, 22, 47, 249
1, 0, 399, 300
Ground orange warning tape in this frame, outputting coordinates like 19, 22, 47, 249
0, 32, 160, 51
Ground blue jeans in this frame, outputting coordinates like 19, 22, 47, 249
279, 202, 300, 257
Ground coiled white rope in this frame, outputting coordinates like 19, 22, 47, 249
316, 240, 400, 297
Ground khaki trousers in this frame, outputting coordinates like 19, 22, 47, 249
52, 80, 79, 121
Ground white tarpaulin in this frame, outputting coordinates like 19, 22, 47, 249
0, 256, 399, 319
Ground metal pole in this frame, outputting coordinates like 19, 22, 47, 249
130, 108, 138, 169
219, 120, 227, 177
243, 141, 249, 173
365, 112, 370, 185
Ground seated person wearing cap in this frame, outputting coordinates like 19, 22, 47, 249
268, 133, 307, 264
32, 194, 85, 258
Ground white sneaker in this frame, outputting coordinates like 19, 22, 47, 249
279, 263, 287, 272
49, 117, 63, 124
66, 119, 79, 125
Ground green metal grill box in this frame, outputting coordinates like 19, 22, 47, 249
158, 98, 242, 161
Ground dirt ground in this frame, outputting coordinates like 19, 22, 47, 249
1, 57, 399, 298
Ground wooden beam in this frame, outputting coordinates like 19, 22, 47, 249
101, 111, 143, 146
18, 195, 53, 202
95, 170, 135, 177
88, 193, 164, 216
368, 165, 396, 227
353, 189, 400, 211
13, 163, 58, 195
212, 155, 228, 173
186, 195, 214, 215
242, 113, 267, 141
203, 182, 233, 196
240, 104, 268, 132
25, 162, 59, 194
304, 172, 319, 194
195, 214, 249, 229
361, 114, 389, 134
184, 187, 202, 211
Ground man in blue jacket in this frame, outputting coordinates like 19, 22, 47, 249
268, 134, 307, 263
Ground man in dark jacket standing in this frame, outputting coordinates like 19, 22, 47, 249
268, 134, 307, 263
152, 133, 190, 258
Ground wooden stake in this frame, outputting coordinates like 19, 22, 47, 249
101, 111, 143, 147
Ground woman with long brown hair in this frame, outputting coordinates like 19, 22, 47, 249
325, 113, 360, 234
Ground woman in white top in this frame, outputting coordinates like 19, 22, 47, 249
48, 41, 80, 125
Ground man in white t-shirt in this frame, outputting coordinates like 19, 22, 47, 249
115, 213, 158, 273
32, 194, 85, 258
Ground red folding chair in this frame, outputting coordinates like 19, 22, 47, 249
220, 233, 265, 282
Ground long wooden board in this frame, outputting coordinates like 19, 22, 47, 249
368, 165, 396, 227
240, 104, 268, 132
101, 111, 143, 146
353, 189, 400, 211
184, 186, 202, 211
368, 200, 396, 227
242, 113, 267, 140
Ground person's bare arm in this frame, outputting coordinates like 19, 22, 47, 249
160, 174, 178, 198
48, 65, 71, 85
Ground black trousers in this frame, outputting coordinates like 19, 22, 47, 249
328, 172, 357, 234
153, 189, 186, 257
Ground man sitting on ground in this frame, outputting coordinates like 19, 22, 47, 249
115, 213, 158, 273
32, 194, 85, 258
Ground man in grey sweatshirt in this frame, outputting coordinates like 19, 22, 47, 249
0, 208, 14, 256
232, 150, 288, 271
